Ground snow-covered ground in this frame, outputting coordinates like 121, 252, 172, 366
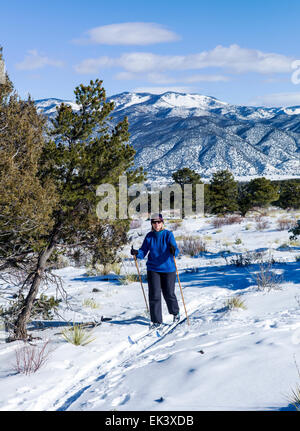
0, 209, 300, 411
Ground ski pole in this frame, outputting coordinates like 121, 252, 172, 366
173, 256, 190, 326
133, 254, 149, 313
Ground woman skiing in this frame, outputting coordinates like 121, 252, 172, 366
131, 213, 180, 328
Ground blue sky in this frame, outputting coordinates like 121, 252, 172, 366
1, 0, 300, 106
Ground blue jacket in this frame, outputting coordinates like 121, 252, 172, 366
137, 229, 179, 273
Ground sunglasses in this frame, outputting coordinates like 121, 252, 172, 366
151, 220, 162, 224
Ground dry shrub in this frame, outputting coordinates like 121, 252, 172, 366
179, 236, 207, 257
86, 262, 121, 276
168, 220, 182, 231
229, 251, 266, 267
276, 218, 297, 231
255, 216, 270, 230
212, 218, 225, 228
224, 295, 247, 311
289, 359, 300, 410
130, 219, 143, 229
61, 324, 96, 346
212, 215, 243, 228
13, 340, 51, 375
118, 273, 143, 284
252, 262, 283, 292
226, 215, 243, 224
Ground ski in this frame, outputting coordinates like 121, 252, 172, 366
129, 317, 182, 344
128, 298, 201, 345
156, 317, 183, 338
128, 325, 159, 345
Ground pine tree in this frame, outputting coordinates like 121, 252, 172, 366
13, 79, 144, 340
0, 48, 57, 274
0, 47, 13, 105
289, 220, 300, 240
0, 48, 59, 340
208, 170, 239, 215
276, 180, 300, 210
238, 177, 279, 215
172, 168, 203, 216
172, 167, 202, 188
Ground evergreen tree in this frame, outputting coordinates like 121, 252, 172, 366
0, 47, 13, 105
238, 177, 279, 215
11, 78, 144, 340
0, 48, 57, 274
203, 183, 211, 215
208, 170, 239, 215
172, 168, 203, 216
289, 220, 300, 240
172, 167, 202, 188
276, 180, 300, 209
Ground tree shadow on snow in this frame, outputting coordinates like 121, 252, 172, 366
278, 403, 297, 411
179, 264, 254, 292
27, 319, 108, 331
276, 261, 300, 285
108, 315, 149, 327
179, 259, 300, 292
71, 273, 120, 286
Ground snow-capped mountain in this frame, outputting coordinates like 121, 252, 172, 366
35, 92, 300, 182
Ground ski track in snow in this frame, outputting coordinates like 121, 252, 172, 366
1, 214, 300, 411
52, 291, 298, 411
50, 298, 211, 411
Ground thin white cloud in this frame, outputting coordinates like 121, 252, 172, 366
250, 92, 300, 107
190, 44, 293, 74
74, 56, 115, 74
74, 44, 294, 76
117, 52, 184, 73
114, 71, 178, 84
184, 74, 230, 82
145, 72, 178, 84
114, 71, 230, 84
114, 71, 138, 81
16, 50, 64, 71
74, 22, 180, 46
133, 86, 193, 94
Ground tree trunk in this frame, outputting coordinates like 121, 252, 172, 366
13, 228, 59, 340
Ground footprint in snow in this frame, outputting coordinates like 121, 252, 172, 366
111, 393, 130, 406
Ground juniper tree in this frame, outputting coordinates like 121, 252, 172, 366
289, 220, 300, 240
172, 167, 203, 216
208, 170, 239, 215
172, 167, 202, 189
12, 79, 144, 340
238, 177, 279, 216
0, 47, 13, 105
276, 180, 300, 210
0, 49, 57, 275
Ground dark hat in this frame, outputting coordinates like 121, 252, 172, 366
150, 213, 164, 222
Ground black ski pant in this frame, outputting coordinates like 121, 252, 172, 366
147, 270, 179, 324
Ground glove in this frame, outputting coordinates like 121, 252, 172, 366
169, 245, 176, 256
131, 246, 138, 256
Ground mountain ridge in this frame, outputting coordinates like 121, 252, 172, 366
35, 91, 300, 182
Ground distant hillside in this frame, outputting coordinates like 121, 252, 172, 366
35, 92, 300, 182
